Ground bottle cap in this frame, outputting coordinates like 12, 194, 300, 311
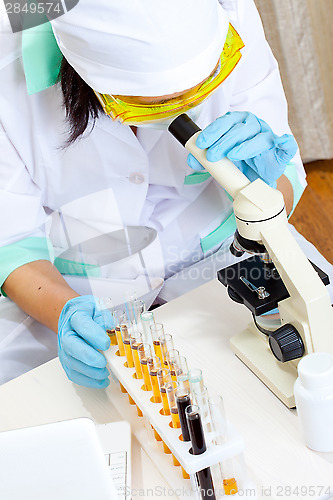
298, 353, 333, 390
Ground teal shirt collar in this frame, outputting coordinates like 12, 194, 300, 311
22, 22, 63, 95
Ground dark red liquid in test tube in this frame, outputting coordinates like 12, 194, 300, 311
186, 405, 216, 500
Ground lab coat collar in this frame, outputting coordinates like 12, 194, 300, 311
22, 22, 62, 95
94, 114, 164, 153
136, 127, 165, 155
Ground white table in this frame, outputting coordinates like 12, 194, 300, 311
0, 279, 332, 500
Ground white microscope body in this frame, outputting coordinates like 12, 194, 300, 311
169, 114, 333, 407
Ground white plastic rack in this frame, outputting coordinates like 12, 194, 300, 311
106, 344, 257, 499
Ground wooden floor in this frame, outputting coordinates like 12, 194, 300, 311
290, 159, 333, 264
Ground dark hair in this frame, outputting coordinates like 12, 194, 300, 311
60, 57, 103, 145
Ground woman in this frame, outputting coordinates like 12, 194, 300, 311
0, 0, 331, 387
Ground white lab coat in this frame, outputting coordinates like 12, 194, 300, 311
0, 0, 331, 384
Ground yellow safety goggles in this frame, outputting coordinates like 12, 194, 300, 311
95, 24, 244, 126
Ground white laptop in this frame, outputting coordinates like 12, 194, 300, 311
0, 418, 129, 500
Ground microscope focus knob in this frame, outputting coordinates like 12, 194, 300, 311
269, 324, 305, 363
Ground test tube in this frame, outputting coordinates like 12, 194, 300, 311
127, 298, 146, 326
99, 297, 117, 345
193, 385, 212, 437
106, 327, 117, 345
159, 333, 174, 366
140, 311, 155, 344
129, 330, 144, 379
188, 368, 204, 396
176, 356, 190, 392
175, 385, 191, 441
166, 381, 181, 429
157, 368, 172, 416
147, 356, 162, 403
124, 291, 136, 319
155, 368, 173, 455
121, 321, 134, 368
166, 349, 181, 381
175, 384, 192, 480
138, 344, 153, 391
209, 395, 238, 496
186, 405, 216, 500
150, 323, 164, 360
156, 370, 173, 455
165, 381, 182, 466
112, 309, 126, 356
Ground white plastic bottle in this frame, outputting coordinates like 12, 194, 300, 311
294, 352, 333, 452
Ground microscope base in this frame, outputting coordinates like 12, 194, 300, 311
230, 323, 298, 408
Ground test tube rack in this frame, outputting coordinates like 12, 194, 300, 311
105, 345, 257, 498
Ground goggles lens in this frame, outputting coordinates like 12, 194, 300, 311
95, 24, 244, 126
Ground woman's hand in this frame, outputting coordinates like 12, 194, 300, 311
187, 111, 298, 188
58, 295, 112, 388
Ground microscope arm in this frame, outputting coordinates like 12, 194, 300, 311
261, 224, 333, 355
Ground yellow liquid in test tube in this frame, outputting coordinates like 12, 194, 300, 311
171, 368, 182, 383
170, 407, 181, 429
106, 328, 117, 345
124, 340, 134, 368
160, 388, 171, 416
131, 342, 143, 379
115, 326, 125, 356
149, 369, 162, 403
141, 360, 152, 391
223, 478, 238, 495
153, 340, 163, 361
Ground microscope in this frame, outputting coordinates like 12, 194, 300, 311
169, 114, 333, 408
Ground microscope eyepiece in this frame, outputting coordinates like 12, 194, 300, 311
168, 114, 201, 147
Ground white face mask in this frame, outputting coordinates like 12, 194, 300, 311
137, 102, 204, 130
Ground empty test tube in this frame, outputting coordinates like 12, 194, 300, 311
188, 368, 204, 395
147, 356, 162, 403
121, 321, 134, 368
129, 330, 144, 379
186, 405, 216, 500
176, 356, 190, 392
157, 368, 172, 416
150, 323, 164, 361
175, 385, 191, 441
209, 395, 238, 496
159, 333, 174, 366
193, 385, 212, 437
140, 311, 155, 344
112, 309, 126, 356
124, 291, 136, 319
138, 344, 153, 391
127, 298, 146, 326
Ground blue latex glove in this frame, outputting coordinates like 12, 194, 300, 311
58, 295, 112, 388
187, 111, 298, 188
